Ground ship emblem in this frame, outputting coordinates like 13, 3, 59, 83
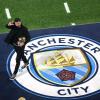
32, 48, 91, 86
45, 52, 76, 66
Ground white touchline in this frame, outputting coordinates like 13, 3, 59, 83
5, 8, 12, 19
64, 2, 76, 26
64, 2, 71, 13
71, 23, 76, 26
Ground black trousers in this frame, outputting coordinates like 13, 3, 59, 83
13, 45, 28, 75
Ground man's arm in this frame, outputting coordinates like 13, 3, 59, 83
24, 27, 31, 43
6, 21, 15, 29
4, 31, 14, 45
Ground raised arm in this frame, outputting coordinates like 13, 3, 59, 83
6, 21, 15, 29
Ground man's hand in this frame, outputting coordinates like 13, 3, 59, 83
8, 21, 14, 26
17, 37, 26, 47
17, 41, 25, 47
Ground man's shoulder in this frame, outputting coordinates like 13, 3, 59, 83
21, 25, 28, 30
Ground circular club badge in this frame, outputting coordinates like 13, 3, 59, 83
7, 35, 100, 99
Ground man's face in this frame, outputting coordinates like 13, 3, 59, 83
15, 21, 21, 27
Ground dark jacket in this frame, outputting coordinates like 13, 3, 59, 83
5, 24, 30, 45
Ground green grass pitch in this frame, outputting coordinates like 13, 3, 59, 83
0, 0, 100, 33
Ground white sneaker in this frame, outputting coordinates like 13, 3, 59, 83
10, 74, 16, 80
21, 63, 29, 69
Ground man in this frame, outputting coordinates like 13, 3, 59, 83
5, 18, 30, 80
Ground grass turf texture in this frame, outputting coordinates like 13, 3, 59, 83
0, 0, 100, 34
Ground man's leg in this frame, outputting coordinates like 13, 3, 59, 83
21, 46, 28, 68
10, 50, 22, 80
13, 55, 21, 75
21, 53, 28, 68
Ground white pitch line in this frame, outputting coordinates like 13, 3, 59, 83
5, 8, 12, 19
64, 2, 71, 13
71, 23, 76, 26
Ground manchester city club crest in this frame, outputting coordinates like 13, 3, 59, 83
7, 35, 100, 99
32, 48, 91, 87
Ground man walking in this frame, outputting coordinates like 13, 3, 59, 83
5, 18, 30, 80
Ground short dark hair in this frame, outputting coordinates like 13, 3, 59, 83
14, 18, 21, 22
